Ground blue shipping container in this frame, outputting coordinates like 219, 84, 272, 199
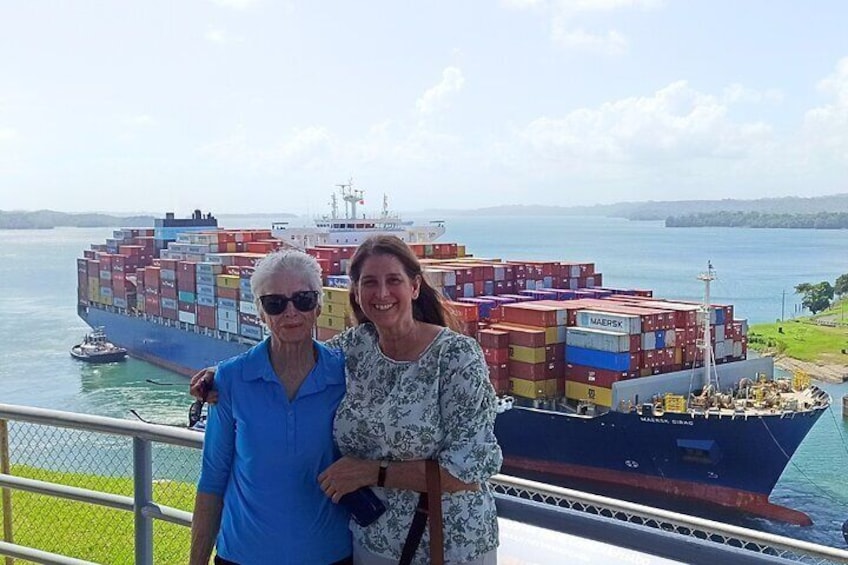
655, 329, 666, 349
566, 346, 632, 372
178, 291, 196, 303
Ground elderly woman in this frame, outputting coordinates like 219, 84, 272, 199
189, 250, 352, 565
192, 236, 502, 564
318, 235, 501, 564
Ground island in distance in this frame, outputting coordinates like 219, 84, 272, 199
3, 192, 848, 229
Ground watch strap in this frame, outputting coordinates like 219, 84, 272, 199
377, 460, 389, 487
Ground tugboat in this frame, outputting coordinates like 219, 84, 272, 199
70, 327, 128, 363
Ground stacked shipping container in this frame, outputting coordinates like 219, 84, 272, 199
78, 229, 748, 407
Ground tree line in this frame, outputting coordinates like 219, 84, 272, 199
665, 211, 848, 229
0, 211, 155, 229
795, 274, 848, 315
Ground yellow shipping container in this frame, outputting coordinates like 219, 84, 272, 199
323, 302, 352, 317
456, 245, 466, 257
509, 344, 548, 364
509, 378, 559, 400
565, 381, 612, 408
216, 274, 241, 289
544, 326, 566, 345
323, 287, 350, 306
317, 313, 350, 331
673, 346, 683, 365
664, 394, 687, 413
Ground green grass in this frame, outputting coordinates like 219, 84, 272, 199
749, 298, 848, 363
0, 464, 195, 564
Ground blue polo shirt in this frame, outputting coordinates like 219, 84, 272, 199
197, 339, 351, 565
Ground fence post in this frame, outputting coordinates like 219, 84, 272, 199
0, 419, 13, 565
133, 437, 153, 565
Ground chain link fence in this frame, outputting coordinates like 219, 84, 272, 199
1, 418, 200, 564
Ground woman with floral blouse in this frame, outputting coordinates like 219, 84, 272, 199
317, 235, 502, 564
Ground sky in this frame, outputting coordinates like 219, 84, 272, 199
1, 0, 847, 214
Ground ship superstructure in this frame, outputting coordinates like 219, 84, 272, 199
271, 182, 445, 248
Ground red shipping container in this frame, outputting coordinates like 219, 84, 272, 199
509, 360, 561, 381
487, 362, 509, 380
500, 304, 560, 327
483, 347, 509, 364
565, 363, 631, 388
218, 287, 239, 301
145, 295, 161, 316
448, 302, 479, 323
489, 323, 546, 348
197, 305, 217, 328
478, 328, 510, 349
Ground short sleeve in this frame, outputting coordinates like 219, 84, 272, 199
197, 359, 237, 496
322, 325, 358, 352
437, 335, 503, 484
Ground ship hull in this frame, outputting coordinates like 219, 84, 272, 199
80, 305, 825, 524
495, 403, 825, 525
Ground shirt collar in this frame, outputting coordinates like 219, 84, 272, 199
242, 338, 345, 397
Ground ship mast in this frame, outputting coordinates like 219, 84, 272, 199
329, 193, 339, 219
697, 262, 718, 391
336, 179, 364, 219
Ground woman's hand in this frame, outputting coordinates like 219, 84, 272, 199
318, 457, 380, 503
189, 367, 218, 404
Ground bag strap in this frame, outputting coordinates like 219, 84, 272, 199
425, 460, 444, 565
398, 460, 444, 565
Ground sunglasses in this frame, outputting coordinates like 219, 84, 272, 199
260, 291, 320, 315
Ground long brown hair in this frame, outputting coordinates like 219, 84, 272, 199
348, 235, 460, 331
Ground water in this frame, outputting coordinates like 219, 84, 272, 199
1, 218, 847, 547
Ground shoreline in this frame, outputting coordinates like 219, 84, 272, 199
770, 356, 848, 384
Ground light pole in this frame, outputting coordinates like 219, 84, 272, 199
781, 290, 785, 322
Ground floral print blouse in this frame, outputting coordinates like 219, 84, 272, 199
327, 323, 502, 564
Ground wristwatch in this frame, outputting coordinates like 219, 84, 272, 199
377, 460, 389, 487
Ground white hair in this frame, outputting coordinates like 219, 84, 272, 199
250, 250, 324, 311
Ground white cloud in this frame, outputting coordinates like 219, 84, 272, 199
205, 26, 243, 44
198, 126, 340, 172
416, 67, 465, 116
552, 28, 627, 54
516, 81, 773, 173
555, 0, 662, 13
507, 0, 661, 54
803, 57, 848, 161
0, 127, 17, 142
816, 56, 848, 105
722, 84, 783, 105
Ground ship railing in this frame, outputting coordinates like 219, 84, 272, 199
1, 403, 847, 565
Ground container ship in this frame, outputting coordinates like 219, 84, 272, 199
75, 199, 831, 526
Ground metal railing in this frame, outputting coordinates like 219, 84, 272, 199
0, 404, 201, 565
1, 403, 847, 564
